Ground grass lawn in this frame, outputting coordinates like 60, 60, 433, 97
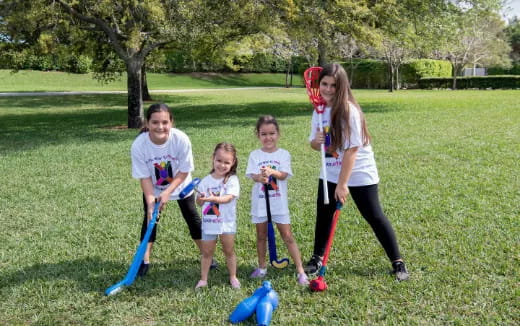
0, 69, 303, 92
0, 81, 519, 325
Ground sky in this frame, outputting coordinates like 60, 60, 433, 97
503, 0, 520, 20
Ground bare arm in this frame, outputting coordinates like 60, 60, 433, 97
140, 177, 156, 221
335, 147, 359, 205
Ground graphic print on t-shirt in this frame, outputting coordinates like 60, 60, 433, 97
154, 161, 173, 186
323, 126, 339, 158
261, 165, 279, 191
202, 186, 221, 216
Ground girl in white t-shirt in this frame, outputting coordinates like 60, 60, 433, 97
130, 103, 204, 277
195, 143, 240, 289
305, 63, 409, 281
246, 115, 308, 285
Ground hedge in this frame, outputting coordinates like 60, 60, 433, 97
418, 76, 520, 89
401, 59, 452, 87
487, 63, 520, 75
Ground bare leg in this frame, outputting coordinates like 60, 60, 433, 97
276, 223, 305, 275
199, 240, 217, 282
255, 223, 268, 269
220, 234, 238, 283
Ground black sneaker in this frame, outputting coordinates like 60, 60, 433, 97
137, 262, 149, 277
392, 261, 409, 281
210, 258, 218, 270
304, 255, 322, 275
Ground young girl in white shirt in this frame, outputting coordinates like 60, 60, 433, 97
195, 143, 241, 289
131, 103, 203, 277
305, 63, 409, 281
246, 115, 308, 285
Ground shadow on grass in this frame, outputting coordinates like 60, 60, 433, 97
0, 256, 293, 296
0, 91, 397, 155
0, 94, 311, 154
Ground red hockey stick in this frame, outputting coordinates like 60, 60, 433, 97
309, 202, 342, 292
304, 67, 329, 204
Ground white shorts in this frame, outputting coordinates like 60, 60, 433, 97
201, 231, 235, 241
252, 214, 290, 224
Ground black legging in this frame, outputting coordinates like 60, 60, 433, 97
313, 180, 401, 262
140, 193, 202, 242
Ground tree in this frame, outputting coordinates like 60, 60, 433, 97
1, 0, 277, 128
431, 0, 507, 88
505, 17, 520, 63
285, 0, 388, 66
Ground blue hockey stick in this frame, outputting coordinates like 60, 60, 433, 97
105, 201, 161, 296
264, 183, 289, 269
179, 178, 201, 199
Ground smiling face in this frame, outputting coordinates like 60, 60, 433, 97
147, 111, 172, 145
258, 123, 280, 153
212, 148, 236, 179
319, 75, 337, 107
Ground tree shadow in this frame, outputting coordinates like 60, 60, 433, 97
0, 255, 293, 297
0, 90, 397, 155
0, 93, 311, 154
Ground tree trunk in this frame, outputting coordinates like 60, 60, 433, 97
318, 41, 327, 67
388, 62, 395, 92
395, 65, 400, 90
142, 63, 152, 101
127, 59, 144, 129
451, 63, 458, 90
285, 60, 290, 88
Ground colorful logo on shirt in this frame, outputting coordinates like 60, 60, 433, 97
154, 161, 173, 186
203, 187, 221, 216
261, 165, 279, 191
323, 126, 339, 158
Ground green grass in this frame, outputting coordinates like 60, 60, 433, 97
0, 70, 303, 92
1, 87, 519, 325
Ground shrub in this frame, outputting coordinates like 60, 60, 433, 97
487, 63, 520, 75
401, 59, 452, 87
418, 76, 520, 89
343, 59, 388, 89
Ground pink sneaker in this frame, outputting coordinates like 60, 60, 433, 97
230, 278, 241, 289
297, 273, 309, 285
195, 280, 207, 289
250, 268, 267, 278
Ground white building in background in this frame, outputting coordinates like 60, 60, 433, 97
462, 67, 487, 76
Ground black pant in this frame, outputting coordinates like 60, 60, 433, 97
140, 193, 202, 242
313, 180, 401, 262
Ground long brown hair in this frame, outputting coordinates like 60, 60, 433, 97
210, 142, 238, 184
319, 63, 371, 151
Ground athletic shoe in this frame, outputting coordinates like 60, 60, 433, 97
249, 268, 267, 278
137, 262, 149, 277
230, 278, 241, 289
210, 258, 219, 270
297, 273, 309, 285
195, 280, 208, 289
392, 261, 409, 281
304, 255, 322, 275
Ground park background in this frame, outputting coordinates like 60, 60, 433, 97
1, 0, 519, 325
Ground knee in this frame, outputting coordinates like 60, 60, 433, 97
279, 231, 295, 244
222, 246, 235, 257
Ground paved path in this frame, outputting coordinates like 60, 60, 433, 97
0, 87, 282, 97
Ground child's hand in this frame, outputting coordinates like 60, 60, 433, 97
334, 184, 350, 205
260, 166, 274, 178
313, 128, 325, 144
253, 173, 269, 184
199, 192, 217, 203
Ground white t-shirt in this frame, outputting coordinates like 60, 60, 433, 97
197, 174, 240, 234
309, 104, 379, 186
131, 128, 194, 200
246, 148, 292, 218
